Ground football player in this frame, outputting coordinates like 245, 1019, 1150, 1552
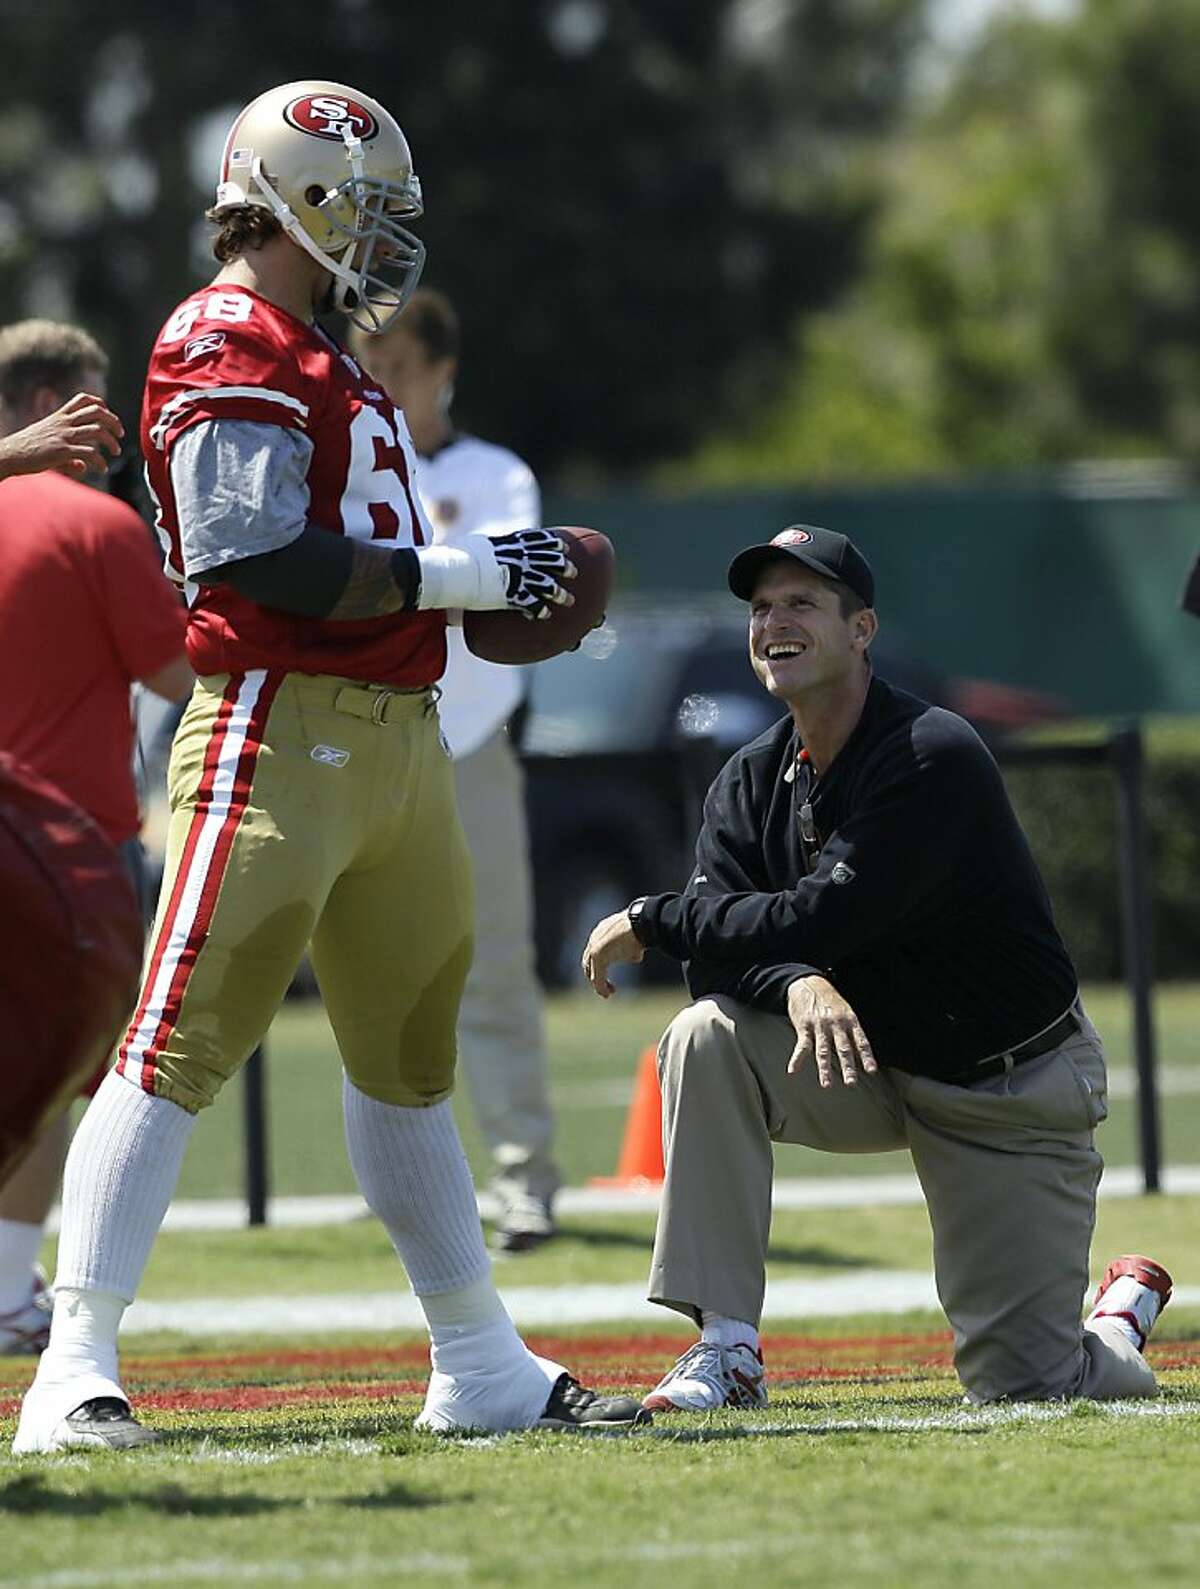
16, 80, 642, 1451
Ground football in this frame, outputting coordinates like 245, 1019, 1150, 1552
463, 527, 615, 664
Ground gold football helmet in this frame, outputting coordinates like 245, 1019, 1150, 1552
213, 80, 425, 333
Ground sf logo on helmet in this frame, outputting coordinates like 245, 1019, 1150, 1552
285, 94, 379, 143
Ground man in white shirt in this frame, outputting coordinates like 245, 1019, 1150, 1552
351, 290, 561, 1251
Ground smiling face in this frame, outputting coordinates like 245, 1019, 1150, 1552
748, 559, 877, 704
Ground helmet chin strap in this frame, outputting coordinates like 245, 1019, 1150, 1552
237, 142, 419, 333
246, 155, 365, 306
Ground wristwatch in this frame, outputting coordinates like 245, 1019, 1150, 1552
627, 896, 650, 944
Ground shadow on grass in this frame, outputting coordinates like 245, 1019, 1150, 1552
632, 1423, 987, 1444
550, 1223, 874, 1270
0, 1474, 290, 1516
342, 1483, 456, 1511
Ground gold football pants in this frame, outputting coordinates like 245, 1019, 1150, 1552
116, 671, 474, 1112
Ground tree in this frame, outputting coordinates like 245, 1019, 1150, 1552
0, 0, 926, 480
683, 0, 1200, 483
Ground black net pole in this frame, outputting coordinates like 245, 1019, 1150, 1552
1110, 723, 1162, 1193
243, 1043, 269, 1226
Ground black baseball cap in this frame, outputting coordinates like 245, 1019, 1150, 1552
727, 525, 875, 608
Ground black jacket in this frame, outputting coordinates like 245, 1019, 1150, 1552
636, 676, 1078, 1079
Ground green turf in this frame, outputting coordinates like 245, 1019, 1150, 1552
11, 986, 1198, 1587
165, 981, 1200, 1202
1, 1365, 1197, 1589
10, 1161, 1200, 1588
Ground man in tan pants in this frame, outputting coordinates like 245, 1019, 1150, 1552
584, 525, 1172, 1409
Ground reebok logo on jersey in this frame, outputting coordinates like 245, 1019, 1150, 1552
311, 744, 351, 768
184, 332, 227, 361
831, 861, 855, 885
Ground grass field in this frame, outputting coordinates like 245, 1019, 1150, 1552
2, 1335, 1198, 1589
169, 980, 1200, 1200
5, 984, 1198, 1587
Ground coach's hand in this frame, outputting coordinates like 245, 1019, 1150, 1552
786, 975, 877, 1089
0, 393, 124, 480
582, 910, 644, 998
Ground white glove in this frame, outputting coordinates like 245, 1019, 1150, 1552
415, 529, 574, 618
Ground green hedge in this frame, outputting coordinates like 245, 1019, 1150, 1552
1003, 722, 1200, 982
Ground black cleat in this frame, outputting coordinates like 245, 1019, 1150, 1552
536, 1374, 651, 1431
59, 1397, 161, 1450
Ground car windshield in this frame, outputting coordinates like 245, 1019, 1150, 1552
522, 611, 691, 754
522, 596, 787, 755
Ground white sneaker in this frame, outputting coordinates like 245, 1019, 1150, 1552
0, 1267, 52, 1356
1085, 1254, 1173, 1352
642, 1340, 767, 1412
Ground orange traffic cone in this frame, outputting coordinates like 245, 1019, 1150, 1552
589, 1044, 664, 1187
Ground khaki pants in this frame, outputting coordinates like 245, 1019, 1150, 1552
117, 671, 473, 1112
451, 728, 558, 1203
650, 996, 1155, 1403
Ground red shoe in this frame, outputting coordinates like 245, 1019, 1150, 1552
1085, 1255, 1173, 1351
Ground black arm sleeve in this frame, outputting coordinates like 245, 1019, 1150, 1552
196, 525, 419, 619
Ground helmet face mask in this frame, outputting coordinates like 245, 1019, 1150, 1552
314, 169, 426, 332
214, 82, 427, 333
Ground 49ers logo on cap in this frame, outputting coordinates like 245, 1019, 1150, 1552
772, 528, 813, 547
284, 94, 379, 142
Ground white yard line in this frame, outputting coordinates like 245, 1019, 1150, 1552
6, 1558, 468, 1589
117, 1273, 1200, 1338
1105, 1066, 1200, 1099
45, 1161, 1200, 1234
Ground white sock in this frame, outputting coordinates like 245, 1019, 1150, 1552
0, 1219, 45, 1314
701, 1311, 761, 1354
53, 1067, 196, 1300
421, 1274, 508, 1341
16, 1288, 132, 1439
342, 1081, 496, 1299
40, 1288, 126, 1389
342, 1083, 539, 1378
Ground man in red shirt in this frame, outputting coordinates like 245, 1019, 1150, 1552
0, 319, 191, 1355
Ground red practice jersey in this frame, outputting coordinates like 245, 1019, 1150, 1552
0, 472, 186, 844
141, 284, 445, 686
